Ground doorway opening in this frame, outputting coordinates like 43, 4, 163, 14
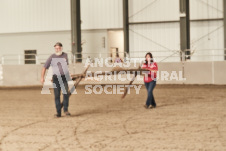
108, 30, 124, 62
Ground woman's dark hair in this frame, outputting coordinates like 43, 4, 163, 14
145, 52, 153, 64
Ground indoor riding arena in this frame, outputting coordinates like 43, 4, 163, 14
0, 0, 226, 151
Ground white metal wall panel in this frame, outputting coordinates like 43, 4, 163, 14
129, 0, 180, 23
81, 30, 108, 58
0, 0, 70, 33
0, 0, 225, 63
0, 30, 110, 64
81, 0, 123, 30
190, 0, 223, 19
129, 23, 180, 62
0, 31, 71, 64
190, 20, 224, 61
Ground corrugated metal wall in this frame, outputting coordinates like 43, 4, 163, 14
190, 0, 223, 19
0, 31, 71, 64
129, 0, 179, 22
190, 0, 224, 61
0, 0, 71, 33
129, 23, 180, 62
81, 0, 123, 29
0, 0, 224, 62
128, 0, 180, 62
128, 0, 224, 62
0, 0, 123, 33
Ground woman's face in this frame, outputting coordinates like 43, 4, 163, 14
146, 54, 151, 62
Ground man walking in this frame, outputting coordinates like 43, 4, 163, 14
41, 42, 71, 117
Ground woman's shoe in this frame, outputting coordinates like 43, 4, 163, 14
64, 111, 71, 116
54, 114, 61, 118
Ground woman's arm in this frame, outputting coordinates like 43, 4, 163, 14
147, 69, 157, 73
141, 64, 146, 69
147, 62, 158, 73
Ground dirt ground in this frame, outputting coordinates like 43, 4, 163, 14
0, 85, 226, 151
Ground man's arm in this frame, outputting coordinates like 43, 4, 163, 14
41, 55, 52, 84
66, 54, 72, 77
41, 67, 47, 84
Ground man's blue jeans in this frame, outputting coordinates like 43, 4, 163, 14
53, 75, 69, 115
144, 80, 156, 107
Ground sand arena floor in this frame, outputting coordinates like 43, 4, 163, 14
0, 85, 226, 151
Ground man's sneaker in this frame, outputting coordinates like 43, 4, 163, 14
64, 111, 71, 116
54, 114, 61, 118
148, 105, 156, 109
143, 105, 149, 109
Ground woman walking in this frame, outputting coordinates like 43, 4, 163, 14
142, 52, 158, 109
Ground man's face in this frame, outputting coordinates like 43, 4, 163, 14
55, 45, 62, 53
